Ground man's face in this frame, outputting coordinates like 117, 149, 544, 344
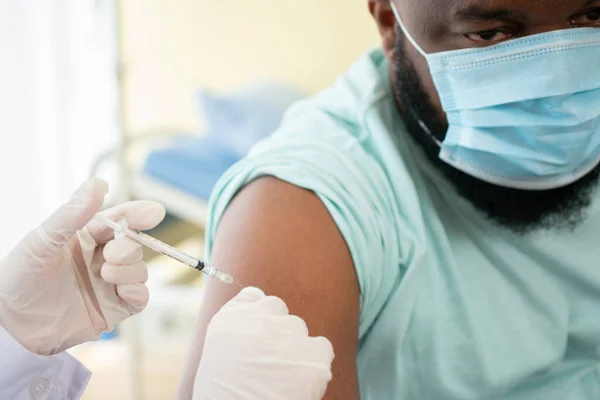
370, 0, 600, 232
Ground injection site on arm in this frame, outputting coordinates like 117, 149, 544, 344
176, 178, 361, 400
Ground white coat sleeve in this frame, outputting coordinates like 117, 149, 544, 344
0, 326, 91, 400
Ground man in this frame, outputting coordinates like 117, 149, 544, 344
177, 0, 600, 399
0, 180, 333, 399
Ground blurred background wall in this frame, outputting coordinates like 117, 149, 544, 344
119, 0, 380, 134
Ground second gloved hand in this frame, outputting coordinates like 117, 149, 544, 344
193, 287, 335, 400
0, 179, 166, 355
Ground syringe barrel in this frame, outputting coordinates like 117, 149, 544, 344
94, 214, 234, 283
126, 230, 198, 267
96, 213, 198, 267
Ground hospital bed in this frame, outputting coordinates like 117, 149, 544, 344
129, 82, 303, 226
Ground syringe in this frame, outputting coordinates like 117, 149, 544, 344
94, 214, 235, 285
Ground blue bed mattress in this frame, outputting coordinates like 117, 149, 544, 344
143, 136, 240, 201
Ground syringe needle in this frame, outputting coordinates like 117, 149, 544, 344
194, 261, 235, 284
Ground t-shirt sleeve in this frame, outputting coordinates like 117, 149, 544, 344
204, 107, 403, 338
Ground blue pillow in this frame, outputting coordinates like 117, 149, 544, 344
197, 82, 304, 156
143, 136, 240, 200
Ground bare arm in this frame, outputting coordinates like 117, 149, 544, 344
176, 177, 361, 400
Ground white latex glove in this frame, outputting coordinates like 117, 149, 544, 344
0, 179, 166, 355
193, 287, 335, 400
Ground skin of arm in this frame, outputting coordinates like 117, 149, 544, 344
175, 176, 361, 400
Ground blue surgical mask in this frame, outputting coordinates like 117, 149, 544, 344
391, 3, 600, 190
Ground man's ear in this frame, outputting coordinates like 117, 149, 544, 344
368, 1, 396, 61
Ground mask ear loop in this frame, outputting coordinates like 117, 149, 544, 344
419, 120, 442, 146
390, 2, 443, 148
390, 2, 428, 58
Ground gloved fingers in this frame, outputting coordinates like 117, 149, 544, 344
101, 261, 148, 285
218, 291, 287, 316
116, 283, 149, 314
222, 295, 288, 316
87, 200, 166, 245
210, 293, 294, 336
270, 315, 309, 337
40, 179, 108, 248
217, 286, 265, 312
258, 295, 289, 316
304, 335, 335, 366
103, 238, 143, 265
230, 286, 266, 303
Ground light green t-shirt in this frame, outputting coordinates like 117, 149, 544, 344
205, 49, 600, 399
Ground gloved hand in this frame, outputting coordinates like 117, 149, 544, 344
193, 287, 335, 400
0, 179, 166, 355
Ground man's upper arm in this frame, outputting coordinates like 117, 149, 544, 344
176, 176, 361, 400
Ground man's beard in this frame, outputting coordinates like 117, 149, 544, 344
391, 33, 600, 233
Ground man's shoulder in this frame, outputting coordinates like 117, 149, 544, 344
223, 47, 414, 245
250, 47, 394, 177
279, 47, 390, 138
